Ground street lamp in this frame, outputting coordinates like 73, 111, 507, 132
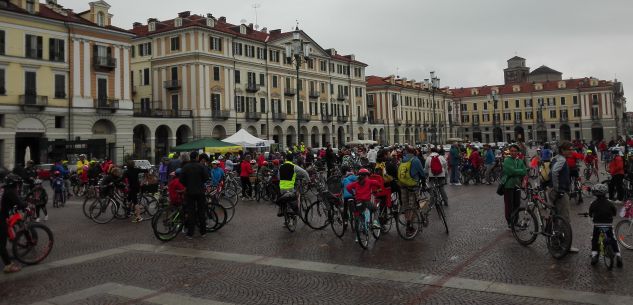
429, 72, 440, 144
285, 27, 310, 147
489, 91, 499, 142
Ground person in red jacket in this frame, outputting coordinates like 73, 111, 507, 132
167, 169, 185, 206
369, 168, 392, 208
608, 149, 625, 202
469, 147, 482, 184
240, 155, 254, 199
598, 141, 608, 161
346, 168, 382, 218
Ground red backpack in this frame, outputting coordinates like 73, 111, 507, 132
430, 155, 443, 175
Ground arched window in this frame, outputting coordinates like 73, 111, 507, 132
96, 12, 105, 26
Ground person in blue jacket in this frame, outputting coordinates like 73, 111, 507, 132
210, 160, 225, 187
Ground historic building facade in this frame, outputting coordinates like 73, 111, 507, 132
0, 0, 134, 168
129, 12, 368, 162
365, 75, 453, 145
449, 57, 626, 144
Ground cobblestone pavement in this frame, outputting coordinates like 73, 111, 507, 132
1, 178, 631, 305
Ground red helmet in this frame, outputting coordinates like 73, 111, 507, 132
262, 161, 268, 166
54, 171, 61, 176
358, 168, 370, 175
272, 159, 280, 166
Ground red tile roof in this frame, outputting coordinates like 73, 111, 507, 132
449, 78, 613, 98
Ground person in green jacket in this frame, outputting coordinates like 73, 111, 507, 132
502, 144, 527, 227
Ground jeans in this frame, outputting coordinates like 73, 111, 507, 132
504, 188, 521, 225
450, 165, 460, 184
184, 193, 207, 236
484, 164, 494, 183
609, 174, 625, 201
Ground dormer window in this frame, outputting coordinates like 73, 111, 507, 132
471, 89, 478, 96
534, 83, 543, 90
175, 17, 182, 27
239, 25, 247, 35
558, 81, 566, 89
26, 0, 35, 13
513, 85, 521, 92
148, 22, 156, 32
96, 12, 105, 26
206, 18, 215, 27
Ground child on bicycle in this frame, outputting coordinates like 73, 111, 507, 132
588, 184, 623, 267
50, 171, 65, 208
346, 168, 382, 227
168, 169, 185, 206
584, 150, 598, 174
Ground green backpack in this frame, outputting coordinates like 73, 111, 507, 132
398, 160, 417, 187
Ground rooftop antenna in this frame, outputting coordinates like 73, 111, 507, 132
252, 3, 260, 29
295, 19, 299, 30
396, 67, 399, 78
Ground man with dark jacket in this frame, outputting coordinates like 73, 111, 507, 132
179, 152, 210, 239
550, 141, 578, 253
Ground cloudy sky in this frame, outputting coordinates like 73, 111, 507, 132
66, 0, 632, 106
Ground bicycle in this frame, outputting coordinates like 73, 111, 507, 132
583, 162, 599, 182
279, 192, 300, 232
6, 205, 54, 265
351, 198, 381, 249
615, 200, 633, 250
205, 182, 228, 232
151, 204, 183, 242
304, 181, 340, 230
510, 186, 573, 259
569, 174, 584, 205
579, 213, 617, 269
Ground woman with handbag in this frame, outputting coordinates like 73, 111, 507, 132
501, 144, 527, 228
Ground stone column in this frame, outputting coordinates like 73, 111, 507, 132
114, 45, 121, 99
82, 40, 91, 98
123, 46, 131, 100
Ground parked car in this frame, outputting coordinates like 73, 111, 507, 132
35, 164, 54, 180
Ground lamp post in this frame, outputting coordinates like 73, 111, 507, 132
429, 72, 440, 144
285, 27, 310, 146
489, 91, 499, 142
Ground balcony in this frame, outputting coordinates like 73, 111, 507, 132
472, 121, 479, 127
591, 115, 602, 121
298, 113, 311, 122
394, 118, 402, 126
367, 99, 375, 107
309, 90, 320, 99
93, 56, 116, 69
358, 116, 367, 124
163, 79, 181, 90
245, 112, 261, 121
132, 103, 192, 118
212, 110, 231, 120
369, 118, 384, 125
19, 94, 48, 111
246, 82, 259, 93
337, 115, 348, 123
405, 120, 412, 127
321, 114, 333, 122
272, 113, 287, 121
94, 98, 119, 114
337, 93, 348, 101
284, 88, 296, 96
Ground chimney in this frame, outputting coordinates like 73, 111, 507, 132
178, 11, 190, 18
326, 48, 337, 56
133, 22, 142, 28
270, 29, 281, 35
206, 13, 214, 18
348, 54, 355, 61
248, 23, 253, 29
261, 27, 268, 33
219, 16, 226, 22
147, 18, 158, 23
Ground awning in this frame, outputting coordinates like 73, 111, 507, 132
173, 138, 242, 153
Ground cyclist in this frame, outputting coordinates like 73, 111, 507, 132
425, 147, 449, 206
584, 150, 598, 179
240, 156, 254, 200
587, 184, 622, 267
608, 148, 625, 203
50, 171, 65, 208
502, 144, 527, 228
346, 168, 382, 228
1, 173, 25, 273
167, 169, 185, 206
551, 141, 580, 253
565, 147, 584, 201
180, 152, 210, 239
123, 160, 148, 223
276, 158, 309, 218
76, 154, 89, 176
399, 146, 425, 235
210, 160, 225, 187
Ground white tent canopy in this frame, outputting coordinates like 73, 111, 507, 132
347, 139, 377, 145
223, 129, 274, 148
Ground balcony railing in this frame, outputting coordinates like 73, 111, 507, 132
94, 98, 119, 113
321, 114, 333, 122
367, 99, 375, 107
369, 118, 384, 125
299, 113, 311, 122
132, 103, 192, 118
405, 120, 412, 127
163, 79, 181, 90
245, 112, 261, 121
358, 116, 367, 123
284, 88, 296, 96
272, 113, 287, 121
246, 82, 259, 93
337, 93, 348, 101
472, 121, 479, 127
309, 90, 320, 98
93, 56, 116, 69
19, 94, 48, 111
212, 110, 231, 120
337, 115, 348, 123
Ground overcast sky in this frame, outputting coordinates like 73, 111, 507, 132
65, 0, 632, 107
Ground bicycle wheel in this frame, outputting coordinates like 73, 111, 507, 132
151, 206, 182, 242
379, 206, 393, 233
370, 210, 381, 240
435, 202, 449, 234
12, 223, 54, 265
395, 209, 420, 240
305, 200, 329, 230
140, 195, 159, 218
82, 197, 93, 219
297, 195, 311, 224
615, 219, 633, 250
89, 198, 115, 224
355, 216, 370, 250
219, 195, 237, 223
510, 207, 538, 245
206, 203, 227, 232
330, 203, 347, 238
72, 184, 81, 196
284, 206, 298, 233
604, 246, 615, 270
546, 215, 572, 259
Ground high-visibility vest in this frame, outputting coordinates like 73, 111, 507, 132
279, 161, 296, 191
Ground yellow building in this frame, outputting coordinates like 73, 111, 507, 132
449, 57, 626, 144
129, 12, 368, 161
366, 75, 453, 145
0, 0, 134, 168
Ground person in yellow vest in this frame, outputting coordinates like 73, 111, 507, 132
276, 159, 308, 217
466, 145, 473, 159
76, 154, 89, 174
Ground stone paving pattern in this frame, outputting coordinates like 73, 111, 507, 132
1, 181, 631, 304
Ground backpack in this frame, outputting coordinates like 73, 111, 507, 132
540, 161, 551, 183
398, 160, 417, 187
375, 162, 393, 183
430, 156, 443, 176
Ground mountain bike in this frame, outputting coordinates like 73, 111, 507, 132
615, 200, 633, 250
6, 206, 54, 265
151, 204, 183, 242
352, 198, 381, 250
510, 186, 572, 259
579, 213, 616, 269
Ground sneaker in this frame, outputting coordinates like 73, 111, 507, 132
132, 217, 143, 223
454, 183, 462, 186
35, 218, 40, 223
44, 215, 48, 221
569, 247, 580, 253
591, 254, 599, 265
617, 256, 623, 268
3, 263, 21, 273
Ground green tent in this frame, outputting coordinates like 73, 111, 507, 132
172, 138, 242, 153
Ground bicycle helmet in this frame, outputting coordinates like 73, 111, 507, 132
212, 160, 220, 165
54, 171, 61, 176
586, 149, 592, 154
175, 168, 182, 175
272, 159, 280, 166
250, 160, 256, 164
591, 183, 608, 197
358, 168, 370, 176
262, 161, 268, 166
